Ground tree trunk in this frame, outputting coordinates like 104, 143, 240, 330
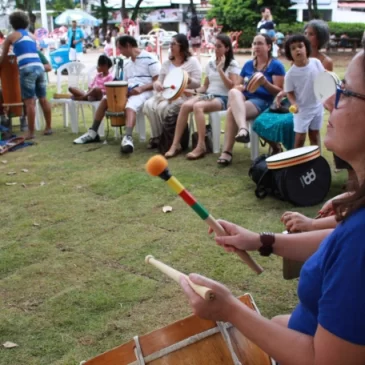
307, 0, 313, 20
131, 0, 143, 21
101, 0, 108, 36
120, 0, 126, 20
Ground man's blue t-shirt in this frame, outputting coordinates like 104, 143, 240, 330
240, 59, 285, 104
289, 207, 365, 345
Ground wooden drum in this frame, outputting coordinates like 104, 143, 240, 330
0, 54, 23, 117
105, 81, 128, 127
83, 294, 272, 365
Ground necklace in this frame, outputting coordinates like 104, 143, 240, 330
254, 58, 270, 73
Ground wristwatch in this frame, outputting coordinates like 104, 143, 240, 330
258, 232, 275, 256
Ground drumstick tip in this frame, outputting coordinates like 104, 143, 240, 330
146, 155, 168, 176
145, 255, 154, 264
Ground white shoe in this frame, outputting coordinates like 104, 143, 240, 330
73, 129, 99, 144
121, 135, 134, 154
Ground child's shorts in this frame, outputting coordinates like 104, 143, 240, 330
293, 107, 324, 133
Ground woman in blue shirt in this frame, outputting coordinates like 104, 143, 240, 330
180, 49, 365, 365
217, 34, 285, 165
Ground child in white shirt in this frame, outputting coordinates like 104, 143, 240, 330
284, 34, 324, 148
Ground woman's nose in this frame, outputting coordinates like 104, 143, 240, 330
323, 94, 335, 112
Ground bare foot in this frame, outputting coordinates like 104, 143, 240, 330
43, 129, 53, 136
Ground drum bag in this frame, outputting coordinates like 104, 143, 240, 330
273, 156, 331, 206
249, 155, 331, 206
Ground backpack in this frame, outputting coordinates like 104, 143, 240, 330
248, 154, 283, 199
158, 104, 190, 154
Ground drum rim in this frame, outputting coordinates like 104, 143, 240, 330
314, 71, 338, 101
266, 145, 319, 163
267, 150, 321, 170
162, 68, 188, 101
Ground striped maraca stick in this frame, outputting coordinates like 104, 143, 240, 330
145, 155, 263, 275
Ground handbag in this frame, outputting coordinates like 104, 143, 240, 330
269, 97, 291, 114
191, 124, 213, 153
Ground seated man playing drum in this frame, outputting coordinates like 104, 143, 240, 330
73, 35, 160, 154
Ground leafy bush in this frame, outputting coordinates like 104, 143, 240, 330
237, 22, 365, 48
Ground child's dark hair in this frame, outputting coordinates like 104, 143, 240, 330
98, 54, 112, 69
284, 34, 311, 61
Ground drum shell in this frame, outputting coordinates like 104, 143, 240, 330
0, 54, 22, 117
105, 83, 128, 127
83, 294, 272, 365
273, 156, 331, 206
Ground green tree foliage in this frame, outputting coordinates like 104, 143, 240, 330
208, 0, 296, 31
48, 0, 76, 13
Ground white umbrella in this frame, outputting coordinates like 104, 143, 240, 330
55, 9, 100, 26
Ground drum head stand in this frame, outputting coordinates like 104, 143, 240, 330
104, 110, 125, 144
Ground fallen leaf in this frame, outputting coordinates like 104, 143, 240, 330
40, 181, 46, 186
162, 205, 173, 213
1, 160, 7, 164
21, 169, 29, 173
33, 223, 40, 227
5, 182, 17, 186
7, 171, 16, 175
3, 341, 18, 349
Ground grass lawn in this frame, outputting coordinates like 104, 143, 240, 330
0, 56, 350, 365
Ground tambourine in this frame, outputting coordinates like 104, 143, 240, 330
245, 72, 265, 93
313, 71, 341, 102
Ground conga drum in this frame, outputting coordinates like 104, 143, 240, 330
162, 68, 189, 101
0, 53, 23, 117
105, 81, 128, 127
83, 294, 273, 365
266, 145, 331, 207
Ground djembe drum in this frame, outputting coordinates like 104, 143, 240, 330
0, 53, 23, 117
82, 294, 272, 365
105, 81, 128, 127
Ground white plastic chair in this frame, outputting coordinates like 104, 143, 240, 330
49, 62, 86, 132
69, 65, 103, 135
207, 110, 259, 160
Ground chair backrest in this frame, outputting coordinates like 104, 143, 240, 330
56, 62, 86, 93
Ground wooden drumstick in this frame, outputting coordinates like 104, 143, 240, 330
145, 155, 264, 275
145, 255, 215, 301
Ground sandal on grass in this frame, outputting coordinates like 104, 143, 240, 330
217, 151, 233, 166
235, 127, 250, 144
186, 146, 206, 160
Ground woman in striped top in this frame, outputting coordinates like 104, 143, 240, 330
0, 10, 52, 139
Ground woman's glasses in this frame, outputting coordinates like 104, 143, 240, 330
335, 85, 365, 109
170, 41, 180, 46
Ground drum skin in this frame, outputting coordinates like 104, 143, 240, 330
105, 82, 128, 127
0, 54, 23, 117
83, 294, 272, 365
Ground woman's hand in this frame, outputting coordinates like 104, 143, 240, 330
179, 274, 237, 323
234, 84, 245, 92
154, 81, 163, 92
281, 212, 314, 232
217, 55, 226, 70
184, 88, 195, 97
208, 220, 261, 252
